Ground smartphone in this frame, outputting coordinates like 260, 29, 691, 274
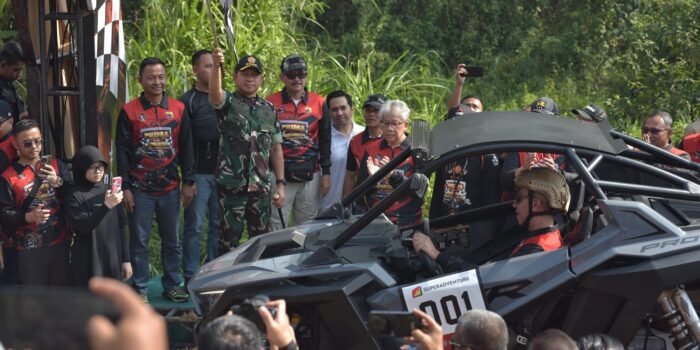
111, 176, 123, 193
459, 66, 483, 78
40, 154, 53, 166
0, 286, 120, 349
368, 310, 421, 337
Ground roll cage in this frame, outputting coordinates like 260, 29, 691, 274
307, 112, 700, 266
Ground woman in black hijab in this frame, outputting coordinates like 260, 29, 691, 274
66, 146, 131, 286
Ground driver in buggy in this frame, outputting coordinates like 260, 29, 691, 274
413, 167, 570, 272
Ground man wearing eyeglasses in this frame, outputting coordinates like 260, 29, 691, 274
0, 119, 71, 286
267, 54, 331, 229
642, 110, 690, 160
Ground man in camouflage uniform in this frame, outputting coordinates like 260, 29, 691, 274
209, 48, 285, 252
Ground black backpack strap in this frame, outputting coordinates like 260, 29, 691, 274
20, 175, 44, 213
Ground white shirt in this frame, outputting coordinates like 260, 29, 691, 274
319, 122, 365, 212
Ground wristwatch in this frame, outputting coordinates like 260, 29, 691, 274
52, 176, 64, 188
279, 341, 298, 350
276, 178, 287, 186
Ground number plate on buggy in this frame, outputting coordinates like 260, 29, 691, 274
401, 269, 486, 334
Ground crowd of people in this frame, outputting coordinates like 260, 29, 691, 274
0, 37, 697, 349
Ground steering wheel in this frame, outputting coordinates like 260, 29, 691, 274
416, 219, 444, 277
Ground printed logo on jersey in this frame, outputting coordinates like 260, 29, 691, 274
137, 127, 174, 161
280, 120, 309, 144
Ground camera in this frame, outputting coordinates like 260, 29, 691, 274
231, 295, 277, 332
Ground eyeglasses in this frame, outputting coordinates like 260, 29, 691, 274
88, 165, 106, 173
380, 121, 405, 129
21, 138, 42, 149
641, 127, 668, 135
285, 72, 307, 80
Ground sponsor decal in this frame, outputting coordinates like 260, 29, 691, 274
640, 234, 700, 253
165, 111, 174, 120
412, 286, 423, 298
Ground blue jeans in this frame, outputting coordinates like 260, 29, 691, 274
129, 189, 182, 294
182, 174, 220, 279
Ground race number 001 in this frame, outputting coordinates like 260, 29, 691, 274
402, 270, 485, 334
418, 291, 472, 326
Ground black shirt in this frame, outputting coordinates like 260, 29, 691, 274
0, 78, 25, 123
180, 88, 220, 174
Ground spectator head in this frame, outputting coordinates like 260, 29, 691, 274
460, 95, 484, 112
0, 100, 14, 137
12, 119, 41, 162
0, 41, 24, 81
234, 55, 264, 97
513, 168, 570, 227
530, 97, 559, 115
451, 310, 508, 350
528, 329, 578, 350
279, 54, 307, 96
197, 315, 263, 350
363, 94, 387, 129
137, 57, 167, 98
379, 99, 410, 145
72, 145, 108, 186
191, 49, 213, 86
643, 110, 674, 148
572, 104, 607, 123
326, 90, 354, 130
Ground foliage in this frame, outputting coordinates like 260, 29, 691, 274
124, 0, 325, 98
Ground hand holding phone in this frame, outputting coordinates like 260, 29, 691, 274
368, 310, 422, 337
459, 66, 483, 78
0, 285, 120, 349
111, 176, 123, 193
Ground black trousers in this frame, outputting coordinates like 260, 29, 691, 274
0, 245, 20, 285
18, 241, 70, 286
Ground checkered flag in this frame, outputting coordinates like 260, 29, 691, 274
93, 0, 128, 103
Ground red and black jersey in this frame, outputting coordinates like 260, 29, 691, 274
346, 130, 383, 172
116, 93, 194, 193
0, 134, 16, 172
363, 138, 422, 225
0, 134, 17, 247
0, 159, 70, 250
683, 133, 700, 162
267, 89, 331, 174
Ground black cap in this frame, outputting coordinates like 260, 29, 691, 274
572, 104, 607, 122
0, 100, 13, 122
363, 94, 387, 110
235, 55, 263, 73
280, 54, 307, 73
530, 97, 559, 115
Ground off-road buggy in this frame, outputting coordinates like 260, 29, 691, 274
188, 112, 700, 349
